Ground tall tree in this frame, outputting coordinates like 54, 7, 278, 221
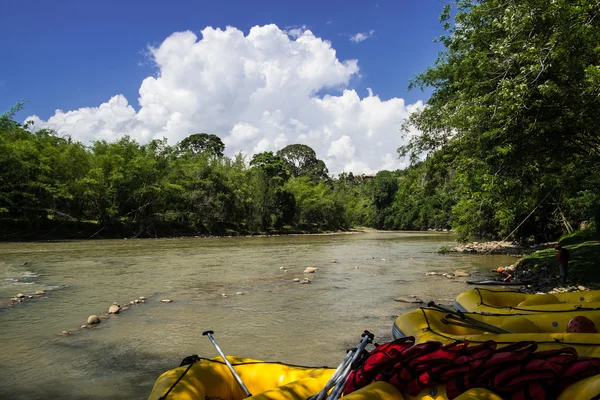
179, 133, 225, 157
249, 152, 293, 230
401, 0, 600, 241
277, 144, 329, 181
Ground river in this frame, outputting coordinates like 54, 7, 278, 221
0, 232, 517, 399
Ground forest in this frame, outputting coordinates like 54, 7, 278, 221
2, 0, 599, 243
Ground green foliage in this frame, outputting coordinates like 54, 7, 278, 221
436, 245, 453, 254
400, 0, 600, 243
518, 241, 600, 286
277, 144, 329, 181
3, 116, 370, 238
559, 218, 598, 246
179, 133, 225, 157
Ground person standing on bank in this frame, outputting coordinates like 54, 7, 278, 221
555, 243, 570, 285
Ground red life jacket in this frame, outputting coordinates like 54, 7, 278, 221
344, 339, 600, 400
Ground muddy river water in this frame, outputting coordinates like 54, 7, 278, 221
0, 232, 516, 399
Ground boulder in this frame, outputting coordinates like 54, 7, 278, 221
300, 278, 311, 284
578, 286, 587, 291
304, 267, 319, 273
454, 269, 471, 277
394, 296, 423, 304
330, 259, 337, 263
293, 278, 300, 282
235, 292, 244, 295
129, 300, 135, 305
139, 296, 147, 301
87, 315, 101, 325
108, 305, 120, 314
80, 325, 87, 329
426, 272, 438, 276
16, 293, 25, 298
279, 267, 285, 270
35, 290, 46, 296
161, 299, 173, 303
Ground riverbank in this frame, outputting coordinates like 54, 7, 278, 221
439, 237, 600, 294
511, 241, 600, 293
441, 240, 555, 256
0, 218, 368, 242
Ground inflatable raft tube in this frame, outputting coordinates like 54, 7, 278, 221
393, 307, 600, 344
148, 356, 334, 400
405, 375, 600, 400
454, 288, 600, 314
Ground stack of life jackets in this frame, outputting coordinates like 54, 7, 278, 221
344, 337, 600, 400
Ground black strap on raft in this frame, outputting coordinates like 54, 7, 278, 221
158, 354, 201, 400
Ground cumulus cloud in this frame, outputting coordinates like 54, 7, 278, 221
27, 24, 423, 174
350, 30, 375, 43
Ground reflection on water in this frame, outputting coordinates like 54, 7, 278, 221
0, 232, 516, 399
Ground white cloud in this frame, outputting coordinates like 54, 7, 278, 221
27, 24, 423, 174
350, 30, 375, 43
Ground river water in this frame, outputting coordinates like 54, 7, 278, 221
0, 232, 516, 400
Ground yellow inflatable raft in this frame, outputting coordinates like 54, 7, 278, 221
148, 356, 334, 400
454, 288, 600, 314
147, 357, 497, 400
392, 307, 600, 356
405, 375, 600, 400
149, 355, 600, 400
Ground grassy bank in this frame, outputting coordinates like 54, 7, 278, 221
515, 241, 600, 289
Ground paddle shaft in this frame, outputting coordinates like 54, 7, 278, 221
313, 349, 355, 400
202, 330, 252, 397
441, 318, 498, 333
327, 331, 374, 400
427, 302, 513, 334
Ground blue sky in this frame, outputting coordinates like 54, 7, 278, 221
1, 0, 447, 174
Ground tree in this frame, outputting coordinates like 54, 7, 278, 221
277, 144, 329, 181
371, 171, 399, 229
400, 0, 600, 241
179, 133, 225, 157
248, 152, 293, 230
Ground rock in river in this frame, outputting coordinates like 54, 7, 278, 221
454, 269, 471, 277
87, 315, 101, 325
394, 296, 424, 304
108, 305, 120, 314
304, 267, 318, 273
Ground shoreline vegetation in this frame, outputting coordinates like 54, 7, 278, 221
439, 233, 600, 293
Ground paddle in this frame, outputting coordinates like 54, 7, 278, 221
441, 317, 498, 333
427, 301, 513, 334
202, 330, 252, 397
326, 330, 374, 400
